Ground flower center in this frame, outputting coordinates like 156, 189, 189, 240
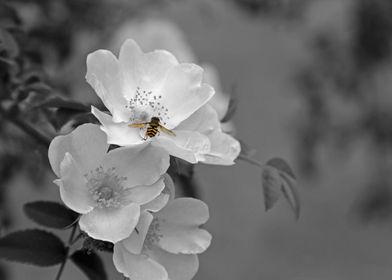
85, 166, 127, 209
143, 218, 164, 250
125, 86, 170, 126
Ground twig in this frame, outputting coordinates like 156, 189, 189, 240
238, 154, 263, 168
0, 106, 52, 148
55, 224, 77, 280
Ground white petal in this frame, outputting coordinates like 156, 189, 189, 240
163, 173, 176, 200
153, 131, 210, 164
141, 174, 175, 212
119, 39, 178, 98
158, 226, 211, 254
121, 212, 153, 255
202, 63, 230, 120
149, 246, 199, 280
48, 123, 108, 177
177, 105, 241, 165
159, 64, 215, 128
57, 153, 94, 214
91, 106, 144, 146
79, 203, 140, 243
123, 177, 165, 205
156, 198, 209, 226
175, 104, 220, 133
155, 198, 211, 254
103, 145, 169, 187
201, 131, 241, 165
86, 50, 129, 122
141, 193, 169, 213
113, 242, 168, 280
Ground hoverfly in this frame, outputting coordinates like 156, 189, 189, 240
128, 116, 176, 140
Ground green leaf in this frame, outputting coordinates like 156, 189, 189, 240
262, 158, 300, 219
266, 158, 296, 179
280, 172, 300, 220
71, 250, 107, 280
0, 229, 66, 266
24, 201, 79, 229
261, 165, 282, 211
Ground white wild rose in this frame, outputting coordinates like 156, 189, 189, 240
87, 39, 240, 164
48, 123, 169, 243
113, 197, 211, 280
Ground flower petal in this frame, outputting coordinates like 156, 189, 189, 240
113, 242, 168, 280
121, 212, 153, 255
86, 49, 130, 122
202, 63, 230, 120
141, 174, 175, 213
157, 226, 211, 254
177, 105, 240, 165
156, 198, 209, 226
48, 123, 108, 177
155, 198, 211, 254
79, 203, 140, 243
119, 39, 178, 98
123, 177, 165, 205
201, 131, 241, 165
56, 153, 94, 214
175, 104, 220, 134
91, 106, 144, 146
159, 64, 215, 128
149, 246, 199, 280
103, 145, 169, 187
153, 131, 210, 164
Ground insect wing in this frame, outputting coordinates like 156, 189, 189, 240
158, 125, 176, 136
129, 123, 147, 128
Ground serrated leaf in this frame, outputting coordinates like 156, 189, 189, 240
280, 172, 300, 220
24, 201, 79, 229
71, 250, 107, 280
266, 158, 296, 179
261, 165, 282, 211
0, 229, 66, 266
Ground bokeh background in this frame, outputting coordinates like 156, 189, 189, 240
1, 0, 392, 279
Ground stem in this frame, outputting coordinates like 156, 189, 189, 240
70, 231, 84, 246
55, 224, 77, 280
0, 106, 52, 148
238, 154, 263, 168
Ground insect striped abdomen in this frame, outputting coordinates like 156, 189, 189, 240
146, 123, 159, 137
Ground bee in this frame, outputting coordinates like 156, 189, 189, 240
128, 116, 176, 140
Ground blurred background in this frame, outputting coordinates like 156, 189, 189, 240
1, 0, 392, 279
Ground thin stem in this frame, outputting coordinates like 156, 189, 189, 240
0, 106, 52, 148
70, 231, 84, 246
55, 224, 77, 280
238, 154, 263, 168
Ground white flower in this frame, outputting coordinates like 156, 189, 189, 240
113, 197, 211, 280
48, 123, 169, 243
109, 18, 231, 121
87, 39, 240, 164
